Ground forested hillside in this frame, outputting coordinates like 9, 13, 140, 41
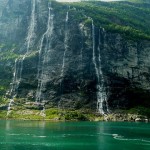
69, 0, 150, 40
0, 0, 150, 120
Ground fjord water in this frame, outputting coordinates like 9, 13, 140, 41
0, 121, 150, 150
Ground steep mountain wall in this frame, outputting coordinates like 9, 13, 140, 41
0, 0, 150, 113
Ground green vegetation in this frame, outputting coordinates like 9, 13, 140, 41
0, 50, 18, 61
0, 110, 7, 118
127, 106, 150, 118
68, 0, 150, 40
126, 0, 150, 3
0, 98, 149, 121
0, 42, 15, 96
0, 106, 149, 121
0, 0, 150, 120
0, 108, 98, 121
0, 43, 19, 61
0, 65, 12, 97
0, 100, 103, 120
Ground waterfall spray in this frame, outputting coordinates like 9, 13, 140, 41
99, 28, 109, 113
7, 0, 36, 116
60, 11, 69, 79
91, 19, 108, 114
58, 10, 69, 109
36, 2, 53, 103
36, 2, 54, 117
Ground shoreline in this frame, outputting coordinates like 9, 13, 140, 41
0, 110, 149, 122
0, 118, 149, 122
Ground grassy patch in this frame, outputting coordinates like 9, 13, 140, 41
126, 106, 150, 118
0, 111, 7, 118
0, 106, 103, 121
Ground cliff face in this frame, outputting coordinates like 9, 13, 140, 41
0, 0, 150, 113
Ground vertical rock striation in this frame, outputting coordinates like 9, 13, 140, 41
0, 0, 150, 113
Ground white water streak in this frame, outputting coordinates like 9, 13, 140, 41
7, 0, 36, 116
99, 28, 109, 113
26, 0, 36, 53
36, 3, 53, 103
20, 0, 36, 81
60, 11, 69, 79
97, 29, 108, 114
79, 23, 84, 75
91, 20, 108, 114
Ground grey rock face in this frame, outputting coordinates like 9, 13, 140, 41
0, 0, 150, 112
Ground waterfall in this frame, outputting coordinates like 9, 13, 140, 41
36, 2, 54, 118
6, 99, 14, 116
20, 0, 36, 76
58, 11, 69, 109
7, 0, 36, 116
79, 23, 84, 76
92, 20, 100, 83
97, 28, 109, 114
10, 59, 18, 97
100, 28, 109, 113
36, 2, 54, 105
60, 11, 69, 80
26, 0, 36, 53
91, 20, 108, 114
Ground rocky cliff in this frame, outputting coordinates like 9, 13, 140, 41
0, 0, 150, 116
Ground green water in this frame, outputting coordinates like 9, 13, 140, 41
0, 121, 150, 150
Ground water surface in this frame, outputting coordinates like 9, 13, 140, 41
0, 120, 150, 150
